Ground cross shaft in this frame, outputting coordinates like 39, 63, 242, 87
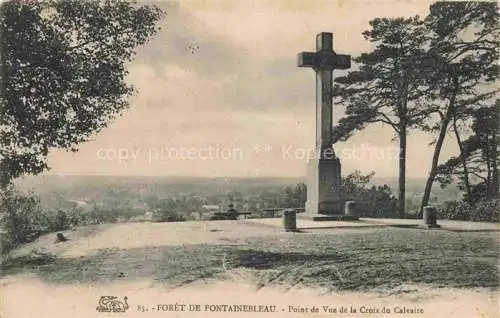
297, 32, 350, 151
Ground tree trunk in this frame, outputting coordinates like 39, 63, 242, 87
420, 76, 459, 214
397, 73, 409, 219
452, 117, 473, 205
420, 113, 452, 214
491, 104, 500, 199
485, 147, 492, 198
398, 128, 406, 218
491, 130, 499, 199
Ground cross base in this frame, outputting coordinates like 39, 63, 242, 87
422, 224, 441, 229
305, 155, 346, 219
306, 199, 345, 215
298, 214, 359, 221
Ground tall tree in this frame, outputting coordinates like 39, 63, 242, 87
450, 106, 473, 203
436, 101, 499, 203
0, 0, 165, 187
333, 16, 431, 218
419, 2, 499, 213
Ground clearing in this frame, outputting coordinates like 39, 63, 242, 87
1, 220, 498, 317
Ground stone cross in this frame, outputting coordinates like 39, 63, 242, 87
298, 32, 350, 153
298, 32, 353, 220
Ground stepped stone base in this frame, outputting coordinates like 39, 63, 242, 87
423, 224, 441, 229
297, 213, 359, 221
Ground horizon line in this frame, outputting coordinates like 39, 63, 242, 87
20, 173, 429, 180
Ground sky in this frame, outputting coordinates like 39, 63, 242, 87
47, 0, 460, 179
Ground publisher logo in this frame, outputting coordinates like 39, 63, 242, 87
96, 296, 129, 313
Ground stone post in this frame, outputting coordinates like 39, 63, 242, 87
423, 206, 441, 229
344, 201, 357, 216
283, 209, 297, 232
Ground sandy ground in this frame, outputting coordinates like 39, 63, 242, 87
10, 221, 285, 259
1, 220, 499, 318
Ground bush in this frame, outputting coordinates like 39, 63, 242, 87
152, 209, 187, 222
51, 210, 70, 231
438, 199, 499, 222
470, 199, 499, 222
339, 172, 397, 218
85, 207, 120, 224
438, 201, 465, 220
0, 186, 45, 254
0, 232, 12, 256
280, 172, 398, 218
357, 185, 398, 218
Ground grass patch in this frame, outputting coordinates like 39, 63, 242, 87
228, 229, 498, 291
1, 227, 498, 291
1, 250, 56, 276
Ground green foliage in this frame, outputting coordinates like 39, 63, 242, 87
52, 210, 70, 231
438, 199, 499, 222
436, 102, 499, 203
152, 209, 188, 223
279, 171, 397, 217
282, 183, 306, 208
149, 198, 197, 222
64, 206, 144, 225
0, 185, 149, 255
333, 15, 433, 218
333, 16, 430, 142
472, 199, 500, 222
438, 201, 467, 220
0, 0, 165, 186
418, 2, 499, 211
339, 171, 397, 218
332, 2, 499, 214
0, 185, 45, 254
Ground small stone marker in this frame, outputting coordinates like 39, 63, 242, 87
55, 232, 68, 242
283, 209, 297, 232
423, 206, 441, 229
344, 201, 356, 216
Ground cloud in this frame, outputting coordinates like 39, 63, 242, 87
48, 0, 462, 178
133, 1, 251, 80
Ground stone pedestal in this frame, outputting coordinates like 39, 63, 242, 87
306, 154, 341, 215
302, 152, 358, 221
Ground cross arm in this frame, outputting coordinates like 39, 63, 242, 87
298, 52, 317, 68
298, 52, 351, 70
332, 54, 351, 70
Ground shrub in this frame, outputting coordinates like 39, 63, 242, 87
85, 207, 119, 224
438, 201, 465, 220
339, 172, 397, 218
438, 199, 499, 222
51, 210, 70, 231
0, 186, 45, 254
470, 199, 499, 222
152, 209, 187, 222
281, 172, 398, 218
